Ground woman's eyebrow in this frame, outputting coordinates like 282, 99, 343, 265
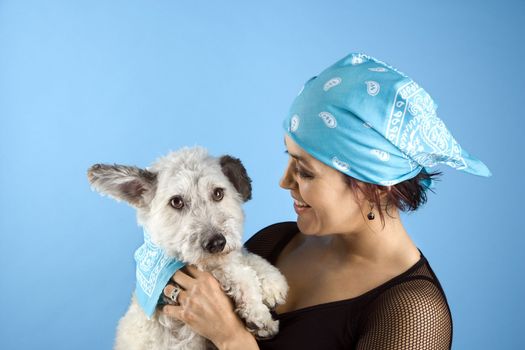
284, 150, 314, 169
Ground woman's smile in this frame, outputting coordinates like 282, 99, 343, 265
293, 198, 311, 214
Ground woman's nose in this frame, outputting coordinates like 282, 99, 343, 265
279, 159, 297, 189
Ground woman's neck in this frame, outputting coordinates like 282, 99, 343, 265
325, 210, 418, 266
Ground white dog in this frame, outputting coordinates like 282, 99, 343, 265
87, 147, 288, 350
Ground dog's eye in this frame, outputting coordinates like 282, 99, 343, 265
169, 196, 184, 209
212, 188, 224, 201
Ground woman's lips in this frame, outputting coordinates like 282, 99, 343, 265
293, 199, 311, 214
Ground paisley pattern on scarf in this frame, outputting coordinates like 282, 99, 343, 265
284, 53, 491, 188
134, 230, 184, 318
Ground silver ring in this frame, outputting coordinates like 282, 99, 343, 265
169, 284, 182, 305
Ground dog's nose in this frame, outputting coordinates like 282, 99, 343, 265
203, 234, 226, 253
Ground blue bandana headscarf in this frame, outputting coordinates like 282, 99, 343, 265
283, 53, 491, 189
133, 229, 184, 319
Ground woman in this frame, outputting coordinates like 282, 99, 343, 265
160, 53, 491, 349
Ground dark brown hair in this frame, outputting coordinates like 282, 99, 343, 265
343, 170, 443, 228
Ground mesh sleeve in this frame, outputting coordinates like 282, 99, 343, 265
355, 278, 452, 350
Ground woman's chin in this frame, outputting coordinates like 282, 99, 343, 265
297, 216, 319, 235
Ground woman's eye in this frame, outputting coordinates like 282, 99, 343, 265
169, 196, 184, 209
295, 166, 313, 179
212, 188, 224, 201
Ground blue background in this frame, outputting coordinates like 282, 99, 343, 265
0, 1, 523, 349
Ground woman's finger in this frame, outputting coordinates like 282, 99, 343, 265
185, 265, 205, 278
163, 284, 187, 305
171, 268, 195, 289
162, 304, 184, 321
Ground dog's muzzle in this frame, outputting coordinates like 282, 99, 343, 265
202, 233, 227, 253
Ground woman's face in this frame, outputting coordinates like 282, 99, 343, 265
280, 135, 368, 235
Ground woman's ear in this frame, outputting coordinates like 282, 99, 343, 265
219, 155, 252, 202
376, 185, 392, 204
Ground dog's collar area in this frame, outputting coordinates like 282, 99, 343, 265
134, 229, 185, 318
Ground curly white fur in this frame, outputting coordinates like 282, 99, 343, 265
88, 147, 288, 350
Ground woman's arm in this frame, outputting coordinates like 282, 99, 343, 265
161, 266, 260, 350
217, 328, 260, 350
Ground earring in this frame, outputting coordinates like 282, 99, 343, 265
367, 202, 375, 220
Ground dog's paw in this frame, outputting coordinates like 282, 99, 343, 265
262, 285, 287, 309
246, 318, 279, 340
242, 304, 280, 340
260, 274, 288, 309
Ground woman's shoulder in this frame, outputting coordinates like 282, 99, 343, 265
244, 221, 299, 263
351, 254, 453, 348
366, 251, 449, 302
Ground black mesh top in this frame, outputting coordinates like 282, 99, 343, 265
244, 222, 453, 350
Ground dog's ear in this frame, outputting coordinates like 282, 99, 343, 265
87, 163, 157, 208
219, 155, 252, 202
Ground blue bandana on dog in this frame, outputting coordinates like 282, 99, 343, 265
134, 229, 184, 318
283, 53, 491, 188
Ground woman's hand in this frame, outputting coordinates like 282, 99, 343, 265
161, 266, 259, 350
